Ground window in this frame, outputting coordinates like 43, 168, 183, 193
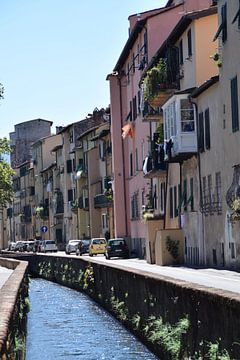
135, 148, 138, 171
230, 242, 236, 259
133, 96, 137, 120
205, 108, 211, 150
68, 189, 73, 202
190, 178, 194, 211
198, 112, 204, 152
213, 3, 227, 43
180, 99, 194, 132
183, 179, 187, 211
187, 29, 192, 57
215, 172, 222, 213
131, 192, 139, 219
160, 182, 165, 212
102, 214, 107, 229
130, 153, 133, 176
129, 101, 133, 121
66, 159, 72, 173
69, 131, 74, 143
174, 186, 178, 217
231, 76, 239, 132
132, 53, 135, 74
143, 31, 148, 55
179, 39, 183, 65
208, 174, 213, 214
169, 187, 173, 218
164, 101, 176, 139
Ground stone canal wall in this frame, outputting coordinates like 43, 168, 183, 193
0, 258, 29, 360
25, 255, 240, 359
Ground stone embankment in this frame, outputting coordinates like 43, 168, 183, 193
0, 257, 29, 360
28, 254, 240, 359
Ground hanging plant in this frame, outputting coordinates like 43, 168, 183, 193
210, 52, 222, 68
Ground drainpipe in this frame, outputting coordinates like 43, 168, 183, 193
189, 96, 206, 266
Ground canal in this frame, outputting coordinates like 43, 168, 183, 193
26, 279, 159, 359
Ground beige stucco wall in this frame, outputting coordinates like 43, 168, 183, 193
195, 14, 218, 86
155, 228, 184, 266
145, 219, 164, 264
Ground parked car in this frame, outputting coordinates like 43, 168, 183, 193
8, 242, 17, 251
76, 239, 90, 256
41, 240, 58, 253
26, 241, 36, 252
105, 238, 129, 260
89, 238, 106, 256
15, 241, 27, 252
65, 240, 82, 254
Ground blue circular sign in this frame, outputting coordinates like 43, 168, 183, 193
41, 226, 48, 233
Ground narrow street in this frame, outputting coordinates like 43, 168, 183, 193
48, 252, 240, 295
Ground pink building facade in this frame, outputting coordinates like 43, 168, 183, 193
108, 0, 217, 257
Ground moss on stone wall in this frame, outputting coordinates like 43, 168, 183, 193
28, 255, 237, 359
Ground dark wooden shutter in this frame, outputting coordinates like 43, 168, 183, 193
221, 3, 227, 43
205, 108, 211, 149
170, 187, 173, 218
231, 76, 239, 132
68, 189, 73, 202
198, 112, 204, 152
179, 39, 183, 65
187, 29, 192, 57
66, 159, 72, 173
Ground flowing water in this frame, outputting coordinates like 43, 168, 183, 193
26, 279, 159, 360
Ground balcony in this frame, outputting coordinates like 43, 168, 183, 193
94, 194, 112, 208
162, 95, 197, 163
143, 57, 179, 111
143, 135, 167, 178
142, 102, 163, 123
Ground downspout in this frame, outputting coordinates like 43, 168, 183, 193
117, 74, 128, 237
189, 96, 206, 266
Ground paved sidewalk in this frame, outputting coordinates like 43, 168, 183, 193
0, 266, 13, 289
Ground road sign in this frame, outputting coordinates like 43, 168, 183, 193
41, 225, 48, 233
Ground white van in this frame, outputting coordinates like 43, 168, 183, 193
41, 240, 58, 253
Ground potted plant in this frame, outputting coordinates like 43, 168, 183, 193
143, 58, 168, 108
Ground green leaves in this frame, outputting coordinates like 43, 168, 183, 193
0, 137, 14, 207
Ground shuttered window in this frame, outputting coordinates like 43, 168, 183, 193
68, 189, 73, 202
187, 29, 192, 57
213, 3, 227, 43
183, 179, 187, 211
198, 112, 204, 152
231, 76, 239, 132
205, 108, 211, 150
174, 186, 178, 217
190, 178, 194, 211
179, 39, 183, 65
66, 159, 72, 173
170, 187, 173, 218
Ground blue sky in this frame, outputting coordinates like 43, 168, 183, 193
0, 0, 167, 139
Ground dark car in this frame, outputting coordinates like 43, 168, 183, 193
76, 239, 90, 256
105, 238, 129, 260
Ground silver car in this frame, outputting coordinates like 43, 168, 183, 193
65, 240, 81, 254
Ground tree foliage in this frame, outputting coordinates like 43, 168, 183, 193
0, 137, 14, 207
